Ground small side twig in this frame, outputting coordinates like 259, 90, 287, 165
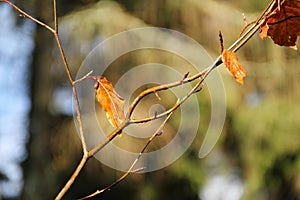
153, 90, 161, 100
181, 72, 190, 84
219, 30, 224, 53
74, 70, 93, 84
238, 20, 256, 38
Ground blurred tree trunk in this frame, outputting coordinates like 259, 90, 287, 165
21, 0, 58, 198
20, 1, 107, 199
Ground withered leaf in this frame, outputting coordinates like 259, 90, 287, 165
259, 23, 269, 40
222, 49, 247, 85
91, 76, 125, 128
260, 0, 300, 48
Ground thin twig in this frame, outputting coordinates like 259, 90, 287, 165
52, 19, 90, 200
88, 126, 123, 157
238, 20, 255, 38
50, 0, 89, 198
74, 70, 94, 84
219, 30, 224, 53
53, 0, 58, 32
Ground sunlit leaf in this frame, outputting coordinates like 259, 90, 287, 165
222, 49, 247, 85
91, 76, 125, 128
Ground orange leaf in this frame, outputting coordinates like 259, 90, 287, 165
259, 23, 269, 40
260, 0, 300, 48
222, 49, 247, 85
91, 76, 125, 128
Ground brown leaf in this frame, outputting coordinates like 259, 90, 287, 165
91, 76, 125, 127
222, 49, 247, 85
260, 0, 300, 48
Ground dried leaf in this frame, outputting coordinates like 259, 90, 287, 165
259, 23, 269, 40
222, 49, 247, 85
91, 76, 125, 127
260, 0, 300, 48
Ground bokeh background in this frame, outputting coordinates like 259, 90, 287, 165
0, 0, 300, 199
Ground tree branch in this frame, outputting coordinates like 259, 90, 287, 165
55, 154, 89, 200
0, 0, 55, 33
0, 0, 282, 199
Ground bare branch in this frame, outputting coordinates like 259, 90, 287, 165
55, 155, 89, 200
53, 0, 58, 32
238, 20, 256, 38
0, 0, 55, 33
88, 126, 124, 157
